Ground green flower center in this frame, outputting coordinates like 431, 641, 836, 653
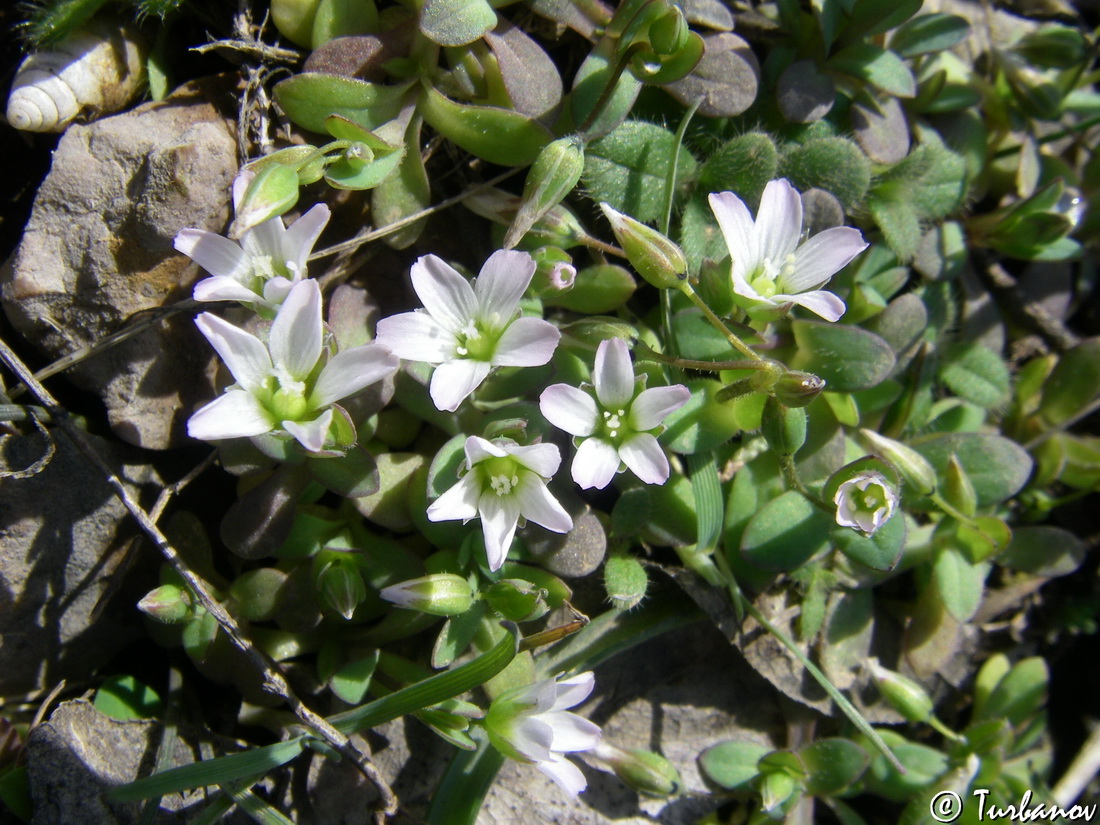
455, 320, 497, 361
482, 456, 522, 496
599, 407, 629, 442
260, 369, 311, 422
745, 253, 798, 298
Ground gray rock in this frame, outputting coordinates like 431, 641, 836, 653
0, 427, 160, 696
1, 76, 239, 449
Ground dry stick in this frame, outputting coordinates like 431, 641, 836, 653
1052, 722, 1100, 808
0, 336, 399, 820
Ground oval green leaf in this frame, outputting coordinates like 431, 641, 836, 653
741, 490, 832, 571
418, 85, 552, 166
912, 433, 1033, 507
790, 320, 896, 392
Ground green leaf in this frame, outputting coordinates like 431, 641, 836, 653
932, 547, 984, 622
93, 674, 164, 721
0, 766, 31, 823
874, 141, 967, 221
938, 343, 1011, 409
790, 321, 896, 392
834, 512, 906, 571
312, 0, 378, 47
1038, 338, 1100, 427
829, 44, 916, 98
698, 740, 771, 791
661, 379, 743, 454
571, 37, 642, 139
679, 193, 729, 273
273, 75, 412, 134
697, 132, 779, 205
420, 0, 496, 46
800, 738, 870, 796
912, 433, 1033, 507
331, 650, 380, 704
973, 657, 1048, 728
889, 14, 969, 58
1000, 526, 1086, 577
842, 0, 921, 40
307, 446, 380, 497
583, 120, 698, 223
741, 490, 832, 571
868, 196, 922, 261
779, 137, 871, 210
225, 783, 297, 825
432, 603, 486, 669
861, 731, 949, 802
418, 85, 552, 166
324, 145, 406, 190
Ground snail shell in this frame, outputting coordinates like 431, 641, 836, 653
6, 20, 147, 133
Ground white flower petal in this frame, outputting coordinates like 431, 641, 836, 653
540, 384, 598, 436
755, 178, 803, 264
375, 311, 455, 363
427, 473, 481, 523
786, 226, 868, 292
593, 338, 635, 410
550, 672, 595, 711
269, 280, 322, 380
543, 711, 601, 752
571, 438, 620, 490
262, 276, 297, 306
708, 191, 757, 272
492, 317, 560, 367
731, 262, 774, 305
513, 475, 572, 533
429, 359, 492, 412
474, 249, 536, 323
310, 343, 398, 407
195, 313, 272, 393
283, 408, 332, 452
411, 255, 478, 333
465, 435, 511, 465
282, 204, 330, 273
231, 169, 254, 211
478, 491, 521, 571
193, 275, 262, 304
536, 754, 588, 798
619, 433, 670, 484
241, 217, 286, 260
779, 289, 846, 322
188, 390, 273, 441
507, 442, 562, 478
511, 717, 555, 763
630, 385, 691, 431
175, 229, 251, 282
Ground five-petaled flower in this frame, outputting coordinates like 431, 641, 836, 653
427, 436, 572, 571
375, 250, 560, 412
175, 190, 330, 310
485, 671, 601, 797
188, 279, 398, 453
834, 471, 899, 536
539, 338, 690, 490
709, 178, 868, 322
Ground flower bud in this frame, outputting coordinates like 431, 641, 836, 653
944, 455, 977, 518
772, 370, 825, 408
833, 471, 899, 536
590, 743, 681, 797
529, 246, 577, 294
758, 769, 798, 813
138, 584, 193, 624
599, 203, 687, 290
342, 141, 374, 170
380, 574, 475, 616
316, 555, 367, 620
229, 165, 301, 238
505, 136, 586, 250
859, 429, 937, 496
761, 397, 807, 457
648, 6, 689, 55
484, 578, 549, 622
603, 553, 648, 610
867, 660, 934, 724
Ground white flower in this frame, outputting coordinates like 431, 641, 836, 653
708, 178, 868, 323
188, 279, 398, 452
539, 338, 690, 490
427, 436, 572, 571
375, 250, 560, 412
485, 672, 601, 797
834, 471, 899, 535
175, 199, 330, 309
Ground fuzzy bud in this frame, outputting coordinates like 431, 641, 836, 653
137, 584, 192, 624
505, 136, 586, 249
867, 660, 934, 724
599, 203, 687, 290
380, 574, 475, 617
603, 554, 648, 610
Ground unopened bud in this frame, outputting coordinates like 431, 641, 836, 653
317, 556, 367, 620
505, 136, 586, 249
759, 769, 798, 813
380, 574, 475, 617
604, 554, 648, 610
138, 584, 193, 624
590, 743, 681, 797
649, 6, 689, 55
868, 660, 934, 724
342, 141, 374, 170
761, 397, 807, 457
229, 165, 300, 238
859, 429, 937, 496
772, 370, 825, 408
944, 455, 977, 518
485, 579, 549, 622
599, 203, 687, 290
530, 246, 577, 294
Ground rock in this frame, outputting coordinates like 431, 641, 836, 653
1, 75, 240, 449
0, 426, 162, 696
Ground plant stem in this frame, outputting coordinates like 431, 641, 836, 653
678, 283, 763, 361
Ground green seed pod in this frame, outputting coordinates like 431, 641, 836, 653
868, 661, 934, 724
771, 370, 826, 408
137, 584, 193, 624
592, 743, 681, 797
761, 397, 807, 456
599, 202, 687, 290
505, 136, 586, 250
230, 164, 301, 238
758, 769, 798, 813
316, 556, 367, 620
485, 579, 550, 622
380, 574, 475, 617
604, 553, 648, 610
